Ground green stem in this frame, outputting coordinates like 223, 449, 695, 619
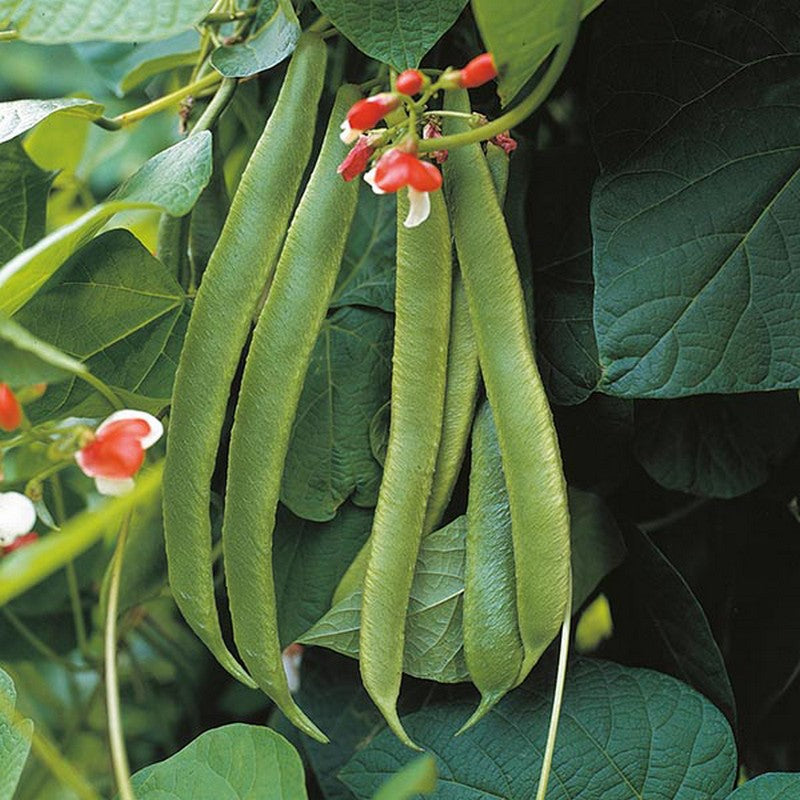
418, 1, 581, 154
104, 513, 136, 800
0, 29, 19, 40
78, 370, 123, 411
94, 72, 221, 131
307, 14, 330, 33
193, 76, 238, 133
203, 8, 255, 22
423, 110, 477, 120
1, 608, 90, 671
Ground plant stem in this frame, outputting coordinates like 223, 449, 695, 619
534, 576, 573, 800
0, 29, 19, 40
1, 607, 91, 671
104, 513, 136, 800
78, 371, 123, 411
94, 72, 221, 131
203, 8, 255, 22
307, 14, 330, 33
418, 0, 581, 154
193, 76, 238, 133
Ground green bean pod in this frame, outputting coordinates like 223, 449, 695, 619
163, 34, 327, 687
460, 401, 524, 731
443, 88, 571, 681
222, 85, 362, 742
360, 189, 452, 749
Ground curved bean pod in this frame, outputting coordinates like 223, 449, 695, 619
163, 34, 327, 687
222, 85, 362, 742
443, 88, 571, 681
360, 188, 452, 749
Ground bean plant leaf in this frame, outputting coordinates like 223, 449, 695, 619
725, 774, 800, 799
211, 0, 301, 78
331, 185, 396, 313
14, 229, 187, 421
0, 131, 211, 317
372, 755, 437, 800
301, 489, 625, 683
590, 0, 800, 398
281, 306, 392, 522
0, 0, 216, 43
0, 140, 53, 265
0, 98, 104, 145
634, 393, 800, 498
128, 723, 307, 799
620, 524, 737, 729
310, 0, 469, 70
0, 667, 33, 800
340, 658, 737, 799
73, 32, 201, 97
273, 502, 373, 646
472, 0, 604, 106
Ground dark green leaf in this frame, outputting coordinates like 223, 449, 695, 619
726, 774, 800, 799
331, 184, 396, 313
0, 667, 32, 800
0, 0, 216, 43
211, 0, 301, 78
590, 1, 800, 397
634, 393, 800, 498
0, 97, 104, 145
15, 229, 187, 421
128, 723, 307, 799
472, 0, 603, 106
340, 659, 737, 799
310, 0, 469, 70
0, 140, 53, 265
281, 307, 392, 521
273, 502, 372, 646
0, 132, 212, 316
372, 755, 437, 800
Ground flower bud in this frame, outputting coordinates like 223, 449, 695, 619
337, 136, 376, 181
396, 69, 425, 96
458, 53, 498, 89
0, 383, 22, 432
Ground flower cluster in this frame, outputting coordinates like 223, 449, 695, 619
336, 52, 499, 227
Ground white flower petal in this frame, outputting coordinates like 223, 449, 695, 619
363, 167, 386, 195
404, 187, 431, 228
282, 649, 303, 693
0, 492, 36, 544
339, 120, 360, 144
95, 476, 136, 497
96, 409, 164, 449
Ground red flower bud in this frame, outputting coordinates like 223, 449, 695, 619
337, 136, 375, 181
340, 94, 400, 143
458, 53, 498, 89
396, 69, 425, 96
489, 131, 517, 155
2, 531, 39, 555
0, 383, 22, 432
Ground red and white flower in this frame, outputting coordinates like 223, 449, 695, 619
0, 383, 22, 432
364, 149, 443, 228
337, 135, 376, 181
75, 409, 163, 496
0, 491, 36, 547
340, 94, 400, 143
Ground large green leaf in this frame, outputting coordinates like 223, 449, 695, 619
372, 755, 437, 800
0, 0, 215, 43
310, 0, 468, 70
0, 140, 53, 265
0, 131, 211, 316
634, 393, 800, 498
340, 659, 737, 799
726, 774, 800, 799
128, 723, 307, 799
281, 306, 392, 521
274, 502, 373, 646
0, 97, 104, 145
590, 1, 800, 398
331, 184, 396, 313
472, 0, 603, 106
301, 490, 625, 683
211, 0, 301, 78
0, 667, 32, 800
14, 229, 187, 420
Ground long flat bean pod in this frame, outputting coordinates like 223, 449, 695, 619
460, 401, 524, 731
360, 189, 452, 749
423, 148, 509, 533
222, 85, 362, 742
162, 34, 327, 687
443, 88, 571, 681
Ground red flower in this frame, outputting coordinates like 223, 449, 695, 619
340, 94, 400, 143
458, 53, 498, 88
0, 383, 22, 432
364, 149, 442, 227
2, 531, 39, 555
75, 410, 163, 496
337, 136, 375, 181
396, 69, 425, 96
